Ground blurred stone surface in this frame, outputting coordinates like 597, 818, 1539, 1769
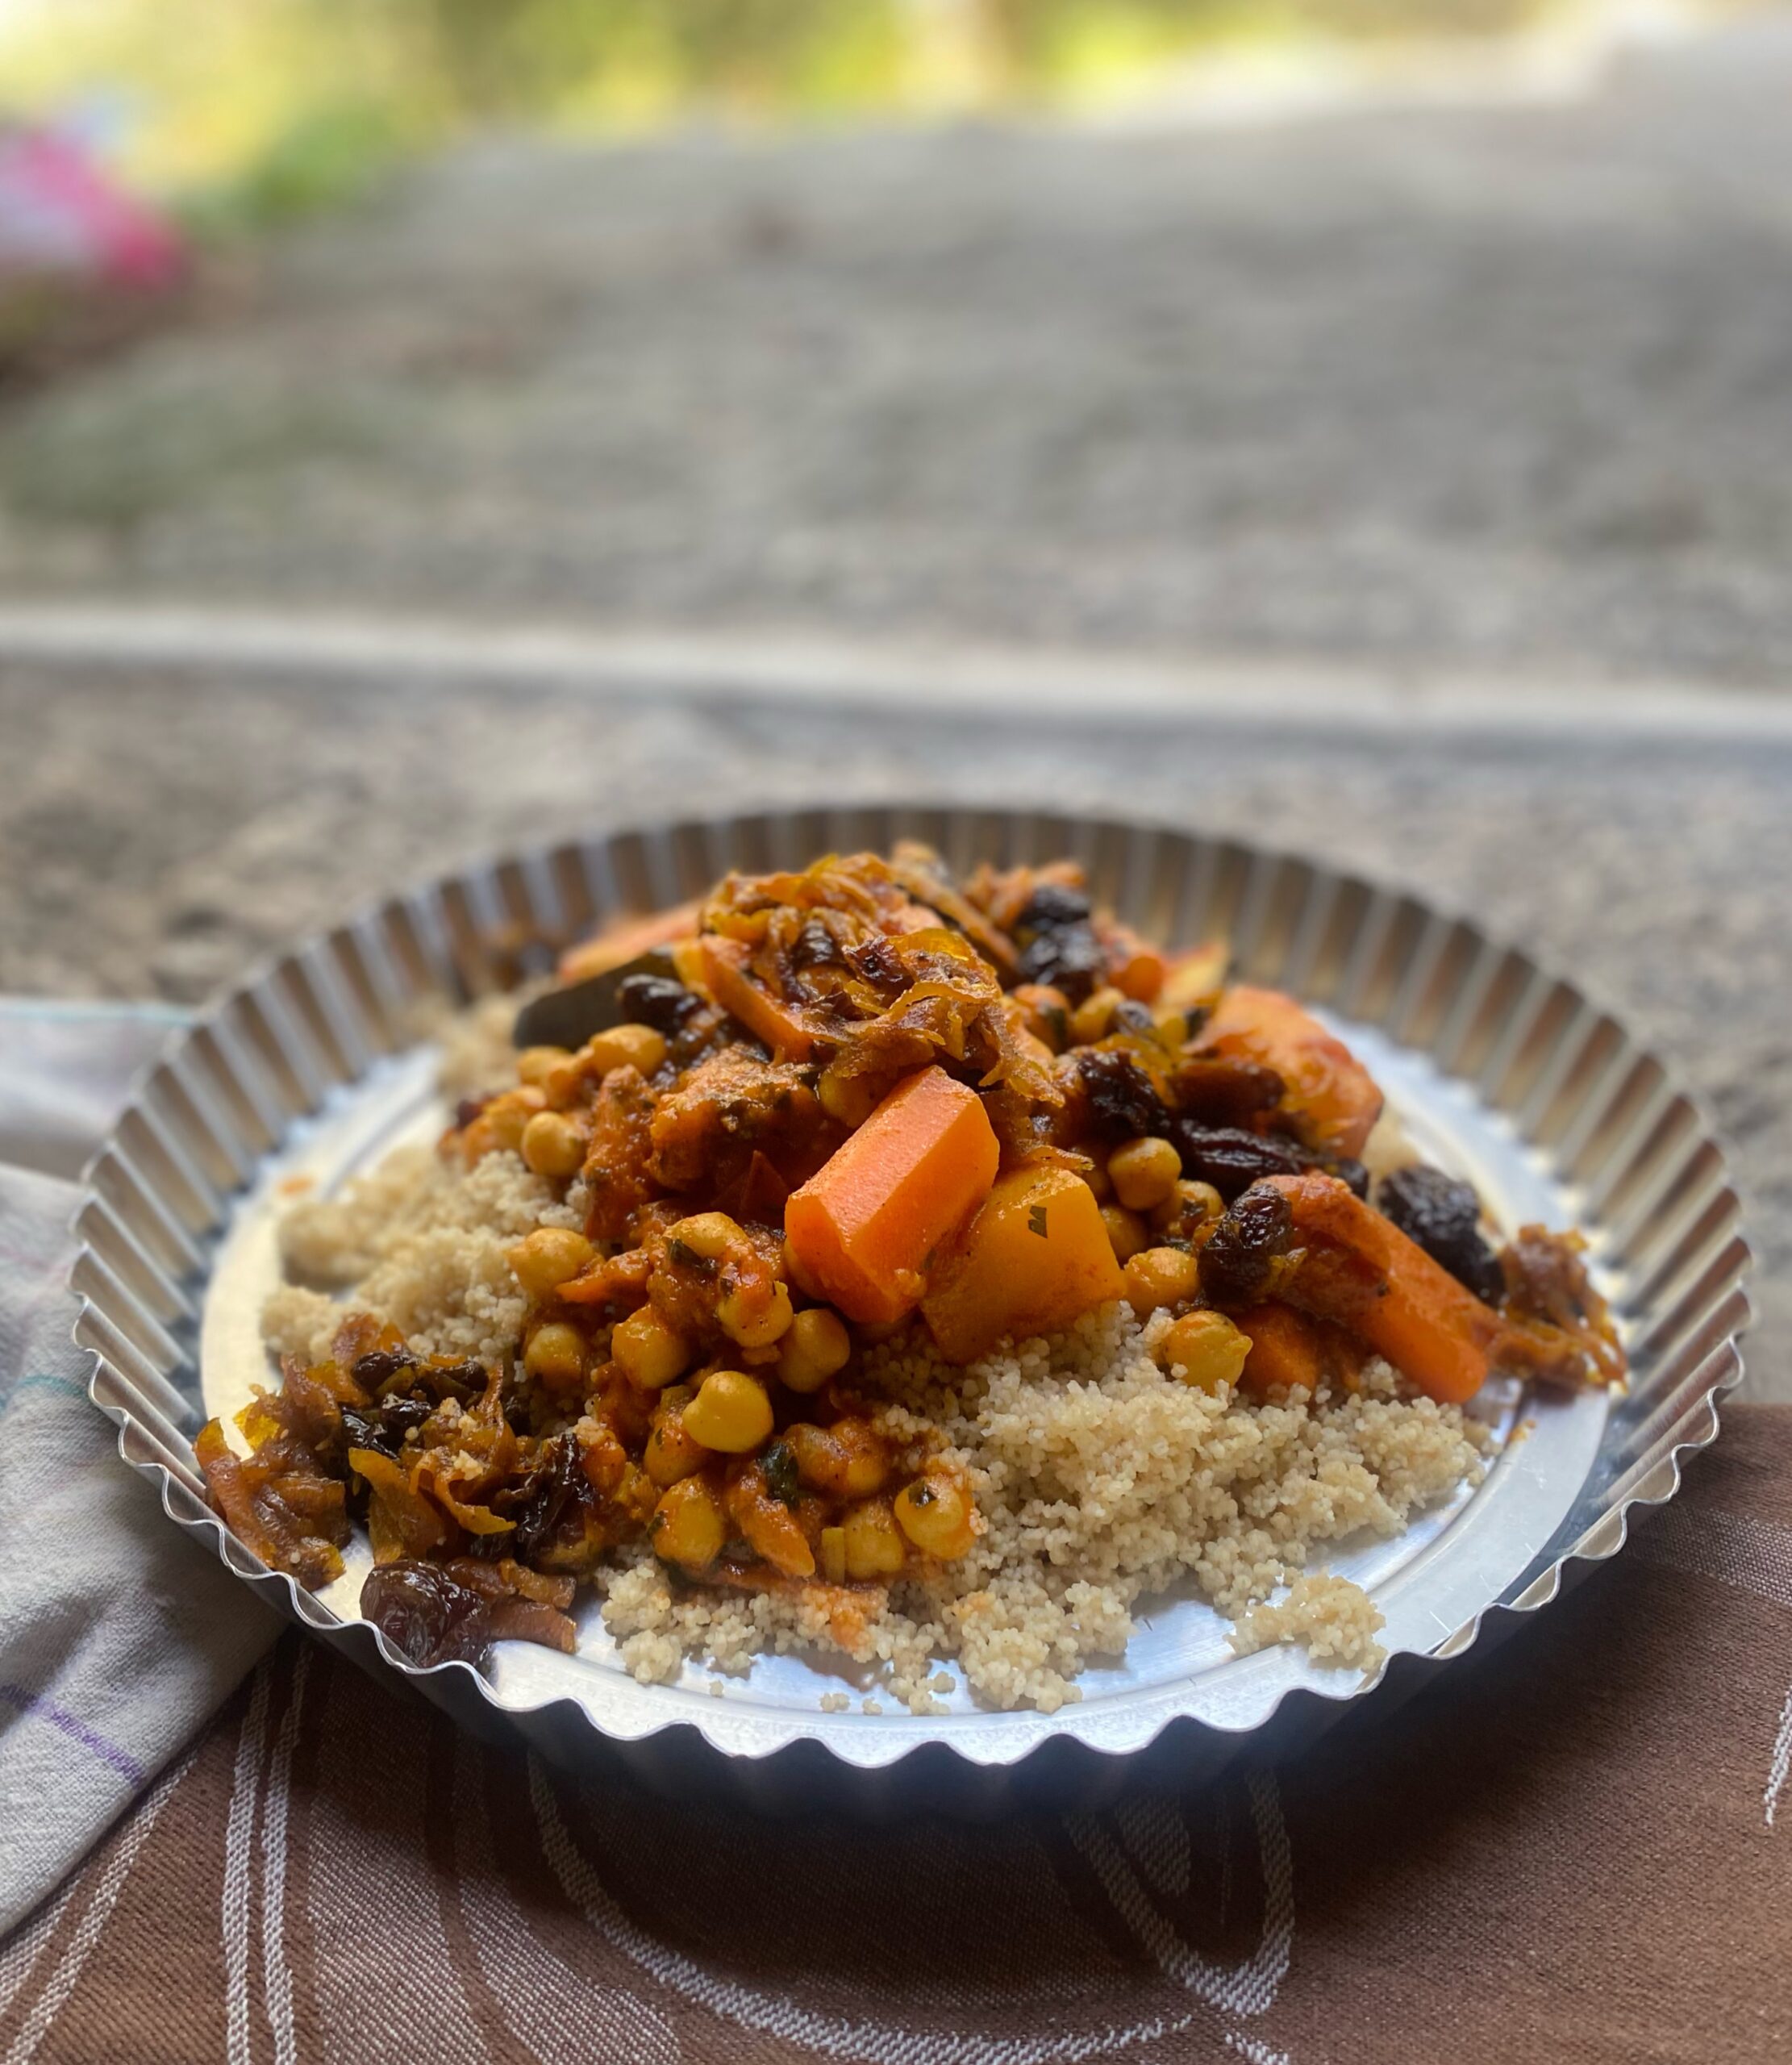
4, 19, 1792, 682
2, 661, 1785, 1392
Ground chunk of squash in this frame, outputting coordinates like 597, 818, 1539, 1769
1200, 984, 1383, 1157
922, 1163, 1127, 1365
784, 1066, 998, 1325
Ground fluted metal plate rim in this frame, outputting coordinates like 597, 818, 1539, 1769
71, 803, 1752, 1783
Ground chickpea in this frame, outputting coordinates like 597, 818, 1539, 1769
1012, 983, 1072, 1052
612, 1305, 691, 1390
471, 1085, 547, 1155
777, 1306, 852, 1392
515, 1045, 573, 1089
644, 1402, 706, 1486
682, 1370, 774, 1454
669, 1211, 742, 1263
1159, 1309, 1251, 1394
1152, 1179, 1224, 1237
894, 1473, 977, 1560
506, 1226, 594, 1298
840, 1496, 906, 1580
582, 1023, 668, 1078
719, 1276, 794, 1349
1123, 1245, 1203, 1316
1069, 986, 1125, 1045
1108, 1135, 1182, 1212
521, 1108, 588, 1179
786, 1419, 888, 1500
523, 1320, 586, 1388
1101, 1204, 1149, 1264
819, 1525, 848, 1584
651, 1476, 726, 1571
1083, 1160, 1114, 1203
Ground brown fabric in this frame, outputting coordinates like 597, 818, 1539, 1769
7, 1405, 1792, 2065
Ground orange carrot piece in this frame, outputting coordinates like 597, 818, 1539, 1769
699, 936, 821, 1061
1263, 1172, 1501, 1404
1201, 985, 1384, 1157
1231, 1303, 1328, 1397
784, 1066, 999, 1325
1231, 1303, 1365, 1400
558, 899, 702, 984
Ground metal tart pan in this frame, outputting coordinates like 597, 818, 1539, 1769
72, 805, 1751, 1811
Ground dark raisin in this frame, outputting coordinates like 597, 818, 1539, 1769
1016, 921, 1106, 1003
454, 1096, 489, 1130
341, 1395, 431, 1460
1172, 1124, 1307, 1200
616, 971, 702, 1033
761, 1441, 800, 1507
1113, 999, 1158, 1035
1378, 1165, 1503, 1303
352, 1347, 419, 1393
789, 919, 846, 972
499, 1435, 585, 1561
1015, 882, 1093, 928
1077, 1049, 1172, 1140
1199, 1185, 1295, 1307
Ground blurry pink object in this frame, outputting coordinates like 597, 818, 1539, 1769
0, 123, 184, 290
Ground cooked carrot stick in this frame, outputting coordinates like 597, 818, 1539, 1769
784, 1066, 999, 1325
1231, 1303, 1328, 1397
558, 899, 702, 984
1231, 1302, 1366, 1399
1262, 1171, 1501, 1404
1201, 985, 1384, 1157
699, 936, 822, 1061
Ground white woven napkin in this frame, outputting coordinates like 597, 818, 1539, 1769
0, 1001, 278, 1938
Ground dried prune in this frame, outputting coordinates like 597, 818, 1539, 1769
1327, 1155, 1371, 1200
360, 1558, 575, 1670
1377, 1165, 1502, 1304
1172, 1057, 1285, 1131
1015, 882, 1093, 929
1016, 921, 1106, 1003
617, 971, 702, 1032
1077, 1049, 1172, 1141
1199, 1185, 1296, 1307
1172, 1124, 1306, 1200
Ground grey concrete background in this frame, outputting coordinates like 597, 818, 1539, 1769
4, 16, 1792, 683
1, 15, 1786, 1395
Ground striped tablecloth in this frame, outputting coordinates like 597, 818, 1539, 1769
3, 1002, 1788, 2063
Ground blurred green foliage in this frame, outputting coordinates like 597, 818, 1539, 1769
0, 0, 1713, 227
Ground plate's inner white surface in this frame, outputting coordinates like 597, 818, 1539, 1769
200, 1020, 1611, 1742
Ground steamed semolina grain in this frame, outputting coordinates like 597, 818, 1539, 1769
433, 994, 525, 1103
262, 1134, 1490, 1711
264, 1145, 578, 1365
590, 1300, 1486, 1713
1230, 1573, 1388, 1671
